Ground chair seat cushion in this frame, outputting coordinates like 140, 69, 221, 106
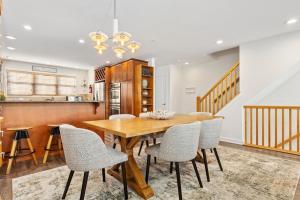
106, 145, 128, 165
145, 144, 160, 158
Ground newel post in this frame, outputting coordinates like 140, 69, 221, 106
196, 96, 201, 112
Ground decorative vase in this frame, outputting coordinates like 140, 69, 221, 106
142, 79, 148, 88
142, 90, 149, 96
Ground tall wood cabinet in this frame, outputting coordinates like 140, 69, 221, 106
103, 59, 154, 118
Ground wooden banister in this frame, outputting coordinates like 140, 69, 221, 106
244, 105, 300, 155
196, 61, 240, 114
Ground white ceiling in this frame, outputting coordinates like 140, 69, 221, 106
1, 0, 300, 69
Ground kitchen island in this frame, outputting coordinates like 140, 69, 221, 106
0, 101, 105, 159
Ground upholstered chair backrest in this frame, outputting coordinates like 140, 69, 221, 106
189, 112, 213, 116
109, 114, 136, 120
159, 122, 201, 162
198, 118, 223, 149
60, 125, 109, 171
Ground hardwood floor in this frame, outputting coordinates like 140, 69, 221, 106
0, 142, 300, 200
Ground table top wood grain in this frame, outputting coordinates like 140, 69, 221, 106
84, 114, 223, 138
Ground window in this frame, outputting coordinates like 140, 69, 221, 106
7, 70, 76, 96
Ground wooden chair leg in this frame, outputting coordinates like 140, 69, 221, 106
113, 143, 117, 149
43, 135, 53, 164
146, 140, 149, 147
210, 148, 213, 153
62, 170, 74, 199
102, 168, 106, 182
26, 138, 38, 165
138, 141, 144, 156
170, 162, 173, 174
213, 148, 223, 171
6, 140, 17, 175
121, 162, 128, 200
145, 155, 151, 184
201, 149, 210, 182
80, 171, 89, 200
175, 162, 182, 200
191, 159, 203, 188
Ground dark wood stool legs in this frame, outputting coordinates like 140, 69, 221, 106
121, 162, 128, 200
102, 168, 106, 182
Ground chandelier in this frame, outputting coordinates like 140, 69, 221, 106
89, 0, 141, 58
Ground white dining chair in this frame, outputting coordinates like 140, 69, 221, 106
59, 125, 128, 200
137, 113, 164, 164
189, 112, 213, 116
109, 114, 136, 149
144, 122, 203, 200
198, 118, 223, 182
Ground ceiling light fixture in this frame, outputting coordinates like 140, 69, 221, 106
7, 47, 16, 50
23, 25, 32, 31
184, 62, 189, 65
5, 35, 16, 40
216, 40, 223, 44
286, 18, 298, 25
79, 39, 85, 44
89, 0, 141, 58
106, 61, 111, 64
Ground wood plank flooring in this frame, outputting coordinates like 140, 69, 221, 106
0, 142, 300, 200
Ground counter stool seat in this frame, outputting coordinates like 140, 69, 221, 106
6, 127, 38, 175
43, 124, 63, 164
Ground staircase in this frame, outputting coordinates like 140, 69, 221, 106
196, 62, 240, 114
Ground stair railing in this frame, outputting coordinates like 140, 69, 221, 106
196, 61, 240, 114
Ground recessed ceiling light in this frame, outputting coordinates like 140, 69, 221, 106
216, 40, 223, 44
23, 25, 32, 31
78, 39, 85, 44
184, 62, 189, 65
5, 35, 16, 40
6, 56, 12, 59
7, 47, 16, 50
286, 18, 298, 25
106, 61, 111, 64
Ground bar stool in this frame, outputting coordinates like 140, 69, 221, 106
43, 125, 63, 164
6, 127, 38, 175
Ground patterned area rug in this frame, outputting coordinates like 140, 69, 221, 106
12, 146, 300, 200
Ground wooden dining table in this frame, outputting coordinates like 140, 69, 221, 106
84, 114, 222, 199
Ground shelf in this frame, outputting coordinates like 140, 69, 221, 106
142, 104, 153, 106
142, 88, 152, 90
142, 75, 153, 78
142, 96, 152, 98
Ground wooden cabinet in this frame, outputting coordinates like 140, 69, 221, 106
0, 117, 3, 168
120, 81, 133, 114
105, 58, 152, 117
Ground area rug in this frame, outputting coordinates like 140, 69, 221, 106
12, 146, 300, 200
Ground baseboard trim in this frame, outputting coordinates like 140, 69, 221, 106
220, 137, 243, 145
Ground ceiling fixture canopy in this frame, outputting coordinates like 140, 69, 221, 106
89, 0, 141, 58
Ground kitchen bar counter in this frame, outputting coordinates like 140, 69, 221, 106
0, 101, 106, 161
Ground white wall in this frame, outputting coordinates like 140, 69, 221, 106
219, 30, 300, 144
2, 60, 90, 96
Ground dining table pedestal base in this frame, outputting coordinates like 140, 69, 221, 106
107, 137, 154, 199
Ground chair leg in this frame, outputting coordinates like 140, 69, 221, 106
138, 141, 144, 156
201, 149, 210, 182
26, 138, 38, 165
191, 159, 203, 188
62, 170, 74, 199
153, 139, 157, 164
113, 143, 117, 149
145, 155, 151, 184
121, 162, 128, 200
175, 162, 182, 200
6, 140, 18, 175
146, 140, 149, 147
80, 171, 89, 200
102, 168, 106, 182
170, 162, 173, 174
213, 148, 223, 171
43, 135, 53, 164
210, 148, 213, 153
